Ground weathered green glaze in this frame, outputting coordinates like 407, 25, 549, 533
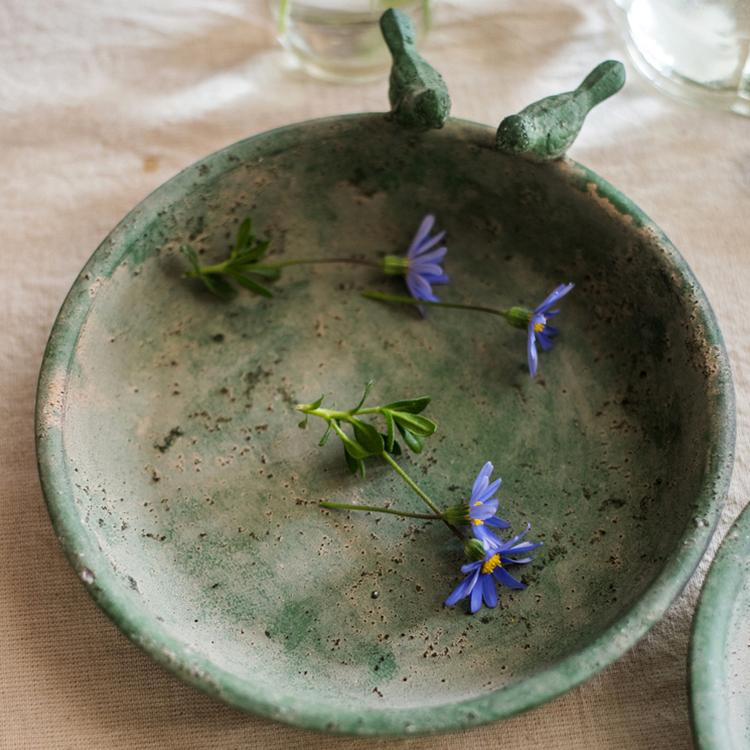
381, 9, 450, 129
497, 61, 626, 160
690, 503, 750, 749
35, 112, 734, 736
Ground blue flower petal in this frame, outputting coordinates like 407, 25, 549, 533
508, 541, 543, 554
445, 569, 479, 606
482, 574, 498, 608
500, 523, 532, 550
485, 516, 511, 529
476, 478, 502, 504
404, 276, 427, 317
479, 528, 509, 550
406, 271, 439, 302
413, 246, 447, 264
471, 462, 493, 500
527, 324, 539, 377
460, 560, 482, 575
471, 501, 499, 522
471, 524, 496, 545
413, 229, 446, 256
536, 331, 555, 352
470, 579, 484, 613
408, 215, 435, 257
493, 567, 527, 590
534, 282, 574, 314
409, 261, 444, 278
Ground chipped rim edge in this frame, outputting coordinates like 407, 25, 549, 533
689, 502, 750, 750
35, 113, 736, 737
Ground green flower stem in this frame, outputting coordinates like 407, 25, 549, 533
193, 257, 380, 277
262, 257, 380, 269
380, 452, 464, 540
296, 405, 381, 423
362, 290, 511, 319
319, 501, 441, 520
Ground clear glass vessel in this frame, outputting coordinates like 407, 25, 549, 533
271, 0, 431, 83
611, 0, 750, 115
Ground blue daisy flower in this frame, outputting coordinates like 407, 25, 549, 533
445, 524, 542, 614
527, 283, 574, 377
383, 215, 448, 314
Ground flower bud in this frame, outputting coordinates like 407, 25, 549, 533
444, 503, 469, 526
382, 254, 410, 276
503, 306, 532, 330
463, 538, 486, 562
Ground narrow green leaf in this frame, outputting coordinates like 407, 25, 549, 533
352, 419, 384, 454
298, 416, 308, 429
302, 394, 323, 411
344, 448, 366, 478
383, 434, 401, 456
384, 410, 395, 452
396, 422, 424, 453
392, 412, 436, 437
331, 421, 369, 459
179, 244, 200, 272
233, 218, 253, 256
247, 239, 270, 262
343, 440, 369, 460
344, 446, 357, 473
318, 423, 332, 446
247, 266, 281, 280
229, 273, 273, 298
353, 379, 375, 412
383, 397, 431, 414
201, 274, 236, 300
238, 238, 270, 263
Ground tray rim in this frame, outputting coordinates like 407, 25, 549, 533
689, 502, 750, 750
35, 112, 736, 736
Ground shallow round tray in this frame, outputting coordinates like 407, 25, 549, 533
690, 503, 750, 749
36, 114, 734, 736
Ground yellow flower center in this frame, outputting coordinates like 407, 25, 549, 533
471, 518, 484, 526
481, 554, 502, 575
533, 320, 545, 333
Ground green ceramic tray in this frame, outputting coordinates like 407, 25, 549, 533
690, 503, 750, 749
36, 19, 734, 737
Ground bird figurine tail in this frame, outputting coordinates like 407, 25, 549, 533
380, 6, 417, 54
577, 60, 628, 109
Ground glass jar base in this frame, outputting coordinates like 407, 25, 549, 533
626, 36, 750, 117
281, 44, 392, 84
272, 0, 429, 84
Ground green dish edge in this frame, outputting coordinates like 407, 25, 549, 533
690, 502, 750, 749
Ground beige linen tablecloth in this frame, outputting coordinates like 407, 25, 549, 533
2, 1, 748, 747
